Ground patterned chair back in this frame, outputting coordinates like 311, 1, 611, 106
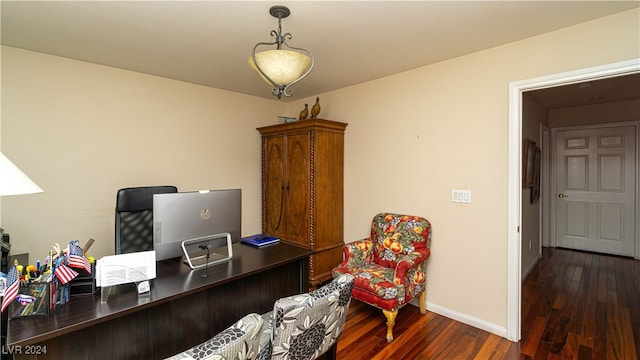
370, 213, 432, 269
166, 312, 263, 360
257, 274, 355, 360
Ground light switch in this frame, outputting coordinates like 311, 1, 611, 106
451, 189, 471, 203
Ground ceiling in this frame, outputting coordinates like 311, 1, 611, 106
1, 1, 639, 104
529, 72, 640, 109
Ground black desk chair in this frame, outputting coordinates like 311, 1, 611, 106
115, 186, 177, 254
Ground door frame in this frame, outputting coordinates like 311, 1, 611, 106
541, 124, 551, 249
507, 58, 640, 342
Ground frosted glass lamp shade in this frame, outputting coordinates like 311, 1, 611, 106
0, 152, 43, 196
249, 49, 312, 86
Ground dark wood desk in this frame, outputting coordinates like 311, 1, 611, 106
6, 242, 311, 359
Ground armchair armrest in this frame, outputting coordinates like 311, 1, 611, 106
339, 238, 374, 268
393, 247, 431, 284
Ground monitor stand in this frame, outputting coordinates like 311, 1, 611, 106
181, 232, 233, 271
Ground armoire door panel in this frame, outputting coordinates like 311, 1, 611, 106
286, 133, 310, 245
264, 137, 286, 239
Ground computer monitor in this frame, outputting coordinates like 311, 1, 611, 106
152, 189, 241, 261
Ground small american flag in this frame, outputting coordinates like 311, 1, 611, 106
1, 266, 19, 312
54, 264, 78, 285
68, 241, 91, 274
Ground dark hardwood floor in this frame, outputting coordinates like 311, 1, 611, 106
336, 248, 640, 359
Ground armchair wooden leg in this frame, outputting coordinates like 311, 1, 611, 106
382, 309, 398, 342
419, 291, 427, 314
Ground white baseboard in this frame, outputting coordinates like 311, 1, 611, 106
409, 299, 509, 339
521, 255, 540, 282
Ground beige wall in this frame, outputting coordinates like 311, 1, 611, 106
1, 46, 284, 260
521, 95, 546, 279
549, 99, 640, 127
2, 8, 638, 338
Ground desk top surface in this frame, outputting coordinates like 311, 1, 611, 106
7, 241, 312, 346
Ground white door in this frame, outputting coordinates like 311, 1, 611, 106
555, 125, 636, 256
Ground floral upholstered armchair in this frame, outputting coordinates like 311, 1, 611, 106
332, 213, 431, 342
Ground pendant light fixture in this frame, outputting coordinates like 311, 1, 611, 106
249, 5, 314, 99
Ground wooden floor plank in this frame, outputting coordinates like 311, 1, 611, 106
400, 313, 450, 360
532, 341, 551, 360
579, 290, 596, 348
522, 316, 547, 357
607, 306, 638, 360
623, 259, 640, 358
577, 344, 592, 359
597, 265, 608, 303
558, 332, 580, 359
542, 308, 561, 343
417, 322, 460, 359
368, 311, 433, 360
569, 289, 587, 334
473, 333, 502, 360
550, 316, 570, 354
593, 300, 608, 360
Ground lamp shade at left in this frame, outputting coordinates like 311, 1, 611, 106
0, 152, 43, 196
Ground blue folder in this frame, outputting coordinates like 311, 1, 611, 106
241, 234, 280, 247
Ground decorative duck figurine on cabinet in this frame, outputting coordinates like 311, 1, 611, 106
311, 97, 321, 118
299, 103, 309, 120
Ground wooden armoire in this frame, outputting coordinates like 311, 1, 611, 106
257, 119, 347, 288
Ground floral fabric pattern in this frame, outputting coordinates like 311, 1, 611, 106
333, 213, 431, 311
166, 313, 263, 360
256, 313, 273, 360
257, 274, 355, 360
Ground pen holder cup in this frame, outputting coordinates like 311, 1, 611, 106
9, 280, 69, 318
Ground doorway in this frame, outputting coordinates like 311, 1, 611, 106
507, 59, 640, 342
